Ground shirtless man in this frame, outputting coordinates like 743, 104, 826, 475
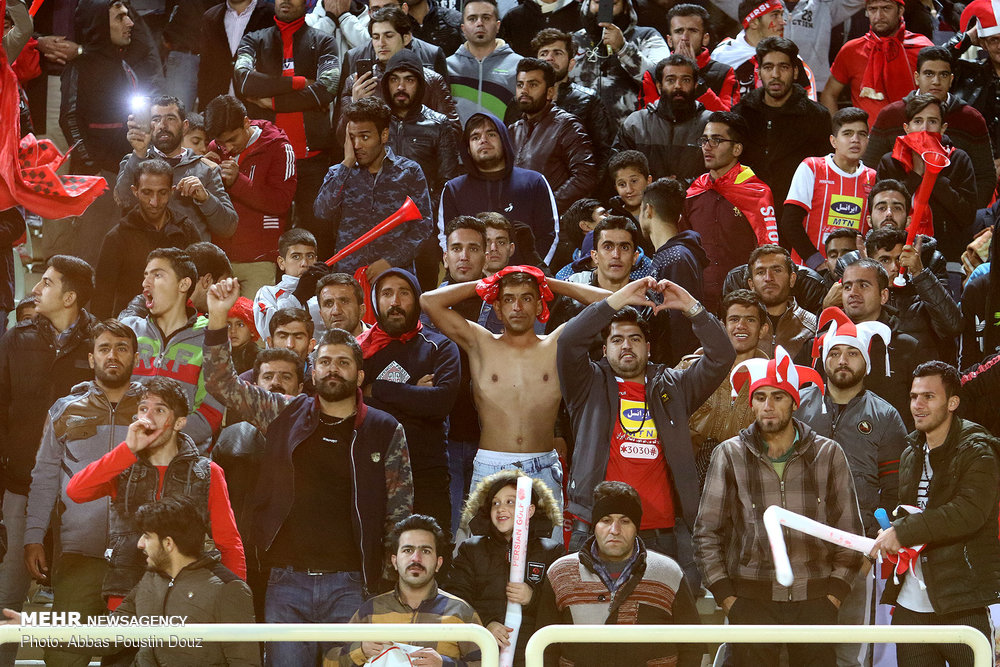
420, 266, 609, 515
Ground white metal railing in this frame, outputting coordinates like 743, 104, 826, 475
0, 623, 499, 666
525, 624, 994, 666
1, 622, 992, 666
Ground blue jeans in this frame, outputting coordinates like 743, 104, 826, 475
470, 449, 563, 516
447, 439, 477, 531
264, 567, 364, 666
164, 50, 199, 112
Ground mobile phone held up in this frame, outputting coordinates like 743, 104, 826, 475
356, 59, 374, 80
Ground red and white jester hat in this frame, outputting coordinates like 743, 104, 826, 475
730, 346, 824, 407
810, 307, 892, 376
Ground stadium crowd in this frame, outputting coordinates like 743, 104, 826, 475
3, 0, 1000, 664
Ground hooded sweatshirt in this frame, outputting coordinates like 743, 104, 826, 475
649, 230, 710, 365
60, 0, 143, 173
439, 112, 560, 263
207, 119, 298, 264
446, 38, 523, 125
380, 50, 462, 204
362, 269, 461, 472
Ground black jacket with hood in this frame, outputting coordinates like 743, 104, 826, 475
445, 471, 565, 667
649, 230, 709, 365
380, 51, 462, 206
439, 113, 560, 264
60, 0, 149, 174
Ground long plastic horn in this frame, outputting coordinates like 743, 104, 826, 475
324, 197, 421, 266
894, 150, 950, 287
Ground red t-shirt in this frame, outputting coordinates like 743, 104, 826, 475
606, 380, 674, 529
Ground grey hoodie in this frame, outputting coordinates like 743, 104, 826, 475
446, 39, 523, 125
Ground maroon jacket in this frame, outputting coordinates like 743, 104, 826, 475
680, 188, 760, 314
209, 120, 297, 263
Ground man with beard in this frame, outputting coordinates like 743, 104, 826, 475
508, 58, 597, 213
532, 29, 616, 181
330, 515, 482, 666
821, 0, 933, 121
665, 4, 738, 112
694, 346, 864, 667
617, 54, 711, 184
22, 320, 145, 667
65, 377, 245, 610
203, 277, 412, 665
382, 49, 461, 206
556, 277, 734, 588
734, 37, 831, 218
872, 362, 1000, 666
359, 269, 460, 536
795, 308, 907, 667
0, 255, 97, 666
120, 248, 226, 450
116, 95, 238, 242
315, 97, 434, 278
746, 245, 817, 360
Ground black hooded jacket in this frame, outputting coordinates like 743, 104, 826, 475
379, 50, 461, 204
60, 0, 151, 173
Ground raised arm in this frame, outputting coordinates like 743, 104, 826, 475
419, 281, 492, 351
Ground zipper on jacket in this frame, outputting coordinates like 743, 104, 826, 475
161, 578, 176, 616
349, 430, 367, 594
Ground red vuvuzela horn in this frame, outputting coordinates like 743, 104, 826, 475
893, 150, 950, 287
324, 197, 421, 267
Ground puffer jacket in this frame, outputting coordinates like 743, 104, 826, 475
795, 385, 908, 537
24, 381, 144, 558
233, 22, 340, 152
570, 0, 670, 124
508, 103, 598, 212
116, 553, 258, 666
882, 418, 1000, 615
616, 98, 710, 184
445, 472, 564, 665
0, 310, 97, 496
694, 420, 865, 604
114, 149, 238, 241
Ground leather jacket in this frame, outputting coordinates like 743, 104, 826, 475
555, 80, 617, 178
508, 103, 598, 212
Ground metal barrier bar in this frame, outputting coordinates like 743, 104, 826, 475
524, 624, 994, 667
0, 623, 500, 667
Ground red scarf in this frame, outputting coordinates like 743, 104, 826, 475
859, 23, 915, 110
273, 16, 313, 159
891, 131, 953, 236
357, 320, 423, 358
686, 163, 778, 245
475, 265, 555, 322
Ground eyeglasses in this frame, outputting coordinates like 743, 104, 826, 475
697, 137, 736, 148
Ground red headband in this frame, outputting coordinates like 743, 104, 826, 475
476, 265, 554, 323
742, 0, 783, 27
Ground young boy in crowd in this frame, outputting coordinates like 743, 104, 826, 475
608, 151, 653, 225
446, 470, 564, 666
181, 112, 208, 156
227, 296, 259, 374
252, 228, 322, 340
781, 107, 877, 268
